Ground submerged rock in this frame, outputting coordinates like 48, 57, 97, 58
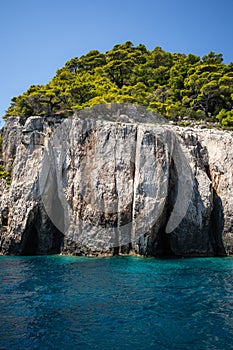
0, 106, 232, 256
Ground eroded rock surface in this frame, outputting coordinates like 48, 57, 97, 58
0, 110, 233, 256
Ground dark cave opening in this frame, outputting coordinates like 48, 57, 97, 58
2, 216, 8, 227
209, 189, 226, 256
153, 157, 178, 257
22, 223, 39, 255
20, 206, 64, 256
2, 208, 9, 226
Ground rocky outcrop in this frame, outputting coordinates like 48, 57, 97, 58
0, 107, 233, 256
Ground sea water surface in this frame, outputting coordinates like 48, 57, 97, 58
1, 255, 233, 350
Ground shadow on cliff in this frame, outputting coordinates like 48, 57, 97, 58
150, 159, 226, 258
209, 189, 225, 256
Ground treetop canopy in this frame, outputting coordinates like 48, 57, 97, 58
4, 42, 233, 127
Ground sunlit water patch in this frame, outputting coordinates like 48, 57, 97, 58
1, 255, 233, 349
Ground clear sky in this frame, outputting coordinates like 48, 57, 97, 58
1, 0, 233, 126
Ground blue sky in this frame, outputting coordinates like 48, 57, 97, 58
1, 0, 233, 126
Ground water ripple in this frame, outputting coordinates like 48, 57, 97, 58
1, 256, 233, 349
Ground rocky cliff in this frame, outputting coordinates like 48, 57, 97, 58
0, 105, 233, 257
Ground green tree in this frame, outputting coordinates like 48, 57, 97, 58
202, 51, 223, 64
105, 41, 147, 88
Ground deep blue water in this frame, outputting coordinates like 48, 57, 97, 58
1, 256, 233, 350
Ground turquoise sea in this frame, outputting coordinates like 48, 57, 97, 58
1, 255, 233, 350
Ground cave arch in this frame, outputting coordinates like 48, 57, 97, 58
20, 205, 64, 255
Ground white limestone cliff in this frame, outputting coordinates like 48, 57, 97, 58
0, 109, 232, 257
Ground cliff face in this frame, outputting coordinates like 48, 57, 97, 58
0, 110, 233, 257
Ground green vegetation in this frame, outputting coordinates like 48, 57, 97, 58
0, 135, 2, 155
3, 41, 233, 127
0, 135, 11, 184
0, 164, 11, 185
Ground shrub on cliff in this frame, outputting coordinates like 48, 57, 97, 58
217, 109, 233, 128
0, 135, 2, 155
0, 165, 11, 185
0, 135, 11, 184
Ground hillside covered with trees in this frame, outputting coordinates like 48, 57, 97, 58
4, 41, 233, 127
